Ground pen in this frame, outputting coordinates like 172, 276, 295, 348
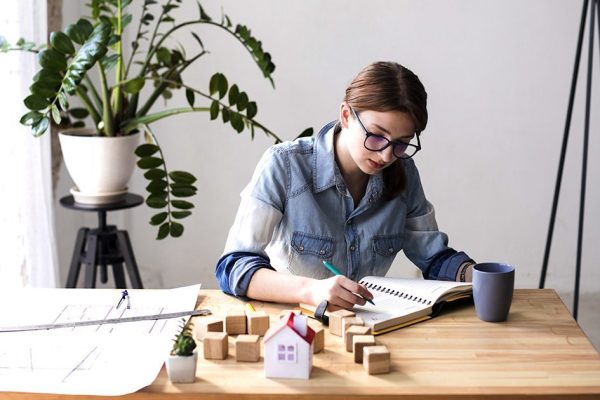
321, 261, 375, 305
245, 303, 256, 313
116, 290, 130, 309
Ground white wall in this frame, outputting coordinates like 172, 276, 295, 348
54, 0, 599, 305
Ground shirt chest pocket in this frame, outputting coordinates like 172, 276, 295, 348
371, 234, 403, 275
373, 234, 403, 257
291, 232, 335, 259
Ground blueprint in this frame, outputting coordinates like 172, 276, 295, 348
0, 284, 201, 395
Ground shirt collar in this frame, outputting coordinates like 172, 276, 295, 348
312, 121, 385, 201
313, 121, 338, 193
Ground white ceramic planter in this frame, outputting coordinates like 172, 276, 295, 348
59, 129, 140, 204
166, 351, 198, 384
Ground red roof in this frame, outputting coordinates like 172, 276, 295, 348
263, 312, 316, 345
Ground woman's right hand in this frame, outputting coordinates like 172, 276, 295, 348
302, 275, 374, 309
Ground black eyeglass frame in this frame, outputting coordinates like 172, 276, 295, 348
350, 107, 422, 159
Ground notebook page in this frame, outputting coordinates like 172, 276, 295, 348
360, 276, 471, 304
353, 285, 431, 326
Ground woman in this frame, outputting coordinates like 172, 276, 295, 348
216, 61, 475, 309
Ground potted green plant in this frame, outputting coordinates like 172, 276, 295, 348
0, 0, 311, 239
166, 319, 197, 383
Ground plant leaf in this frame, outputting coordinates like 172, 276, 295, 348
210, 100, 219, 120
137, 157, 163, 169
171, 211, 192, 219
135, 143, 160, 157
190, 32, 204, 50
217, 73, 228, 99
38, 48, 67, 71
123, 77, 145, 94
31, 116, 50, 137
50, 31, 75, 55
185, 89, 195, 108
51, 104, 62, 124
209, 73, 219, 96
171, 187, 196, 197
58, 92, 69, 110
236, 91, 248, 111
150, 212, 168, 226
19, 111, 44, 126
171, 200, 194, 210
29, 81, 58, 99
24, 95, 50, 111
144, 168, 167, 180
65, 18, 94, 45
157, 222, 170, 239
221, 107, 230, 123
170, 222, 184, 238
146, 195, 168, 209
228, 84, 239, 106
146, 179, 168, 194
246, 101, 257, 119
169, 171, 197, 184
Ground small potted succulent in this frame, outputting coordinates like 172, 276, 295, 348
166, 319, 198, 384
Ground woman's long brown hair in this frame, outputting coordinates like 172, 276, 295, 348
339, 61, 428, 200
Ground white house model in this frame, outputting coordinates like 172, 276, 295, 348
263, 311, 315, 379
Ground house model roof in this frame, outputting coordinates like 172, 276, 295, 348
263, 311, 316, 345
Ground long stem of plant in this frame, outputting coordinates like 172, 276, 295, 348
112, 0, 124, 119
84, 75, 103, 112
98, 64, 115, 136
75, 86, 102, 126
124, 1, 149, 78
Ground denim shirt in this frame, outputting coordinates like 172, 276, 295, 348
216, 121, 472, 296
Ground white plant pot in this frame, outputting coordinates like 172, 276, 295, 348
59, 129, 140, 204
166, 351, 198, 384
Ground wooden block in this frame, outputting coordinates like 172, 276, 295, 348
363, 345, 390, 375
203, 332, 228, 360
247, 311, 270, 336
311, 325, 325, 354
235, 334, 260, 362
353, 335, 376, 363
341, 317, 364, 338
225, 311, 247, 335
345, 325, 371, 352
194, 317, 223, 340
329, 310, 355, 336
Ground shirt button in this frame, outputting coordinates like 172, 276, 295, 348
388, 247, 394, 253
350, 245, 356, 251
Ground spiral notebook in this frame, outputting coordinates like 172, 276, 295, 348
353, 276, 472, 334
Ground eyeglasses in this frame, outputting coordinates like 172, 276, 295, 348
350, 107, 421, 159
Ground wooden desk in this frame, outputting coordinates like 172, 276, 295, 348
5, 289, 600, 399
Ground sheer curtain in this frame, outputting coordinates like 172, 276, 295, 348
0, 0, 58, 288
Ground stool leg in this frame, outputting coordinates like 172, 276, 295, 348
116, 230, 143, 289
112, 263, 127, 289
65, 228, 89, 288
84, 233, 99, 288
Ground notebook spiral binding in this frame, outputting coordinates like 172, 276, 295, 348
360, 281, 433, 306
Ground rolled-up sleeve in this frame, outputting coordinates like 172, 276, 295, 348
401, 160, 474, 280
215, 147, 288, 296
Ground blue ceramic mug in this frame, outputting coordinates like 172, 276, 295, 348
472, 263, 515, 322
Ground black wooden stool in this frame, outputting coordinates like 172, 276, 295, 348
60, 193, 144, 289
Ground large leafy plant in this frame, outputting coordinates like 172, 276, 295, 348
1, 0, 312, 239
